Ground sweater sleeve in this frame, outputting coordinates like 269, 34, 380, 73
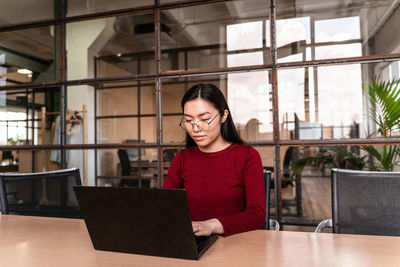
216, 147, 266, 236
162, 151, 183, 189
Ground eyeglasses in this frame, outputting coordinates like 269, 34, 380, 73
179, 113, 220, 132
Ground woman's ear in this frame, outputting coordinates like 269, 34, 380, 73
221, 109, 229, 123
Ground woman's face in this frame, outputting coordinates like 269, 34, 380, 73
183, 98, 228, 152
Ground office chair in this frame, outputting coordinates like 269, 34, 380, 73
0, 167, 82, 218
264, 170, 280, 231
315, 168, 400, 236
162, 149, 179, 162
118, 149, 150, 188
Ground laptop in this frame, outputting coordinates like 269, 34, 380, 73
73, 186, 218, 260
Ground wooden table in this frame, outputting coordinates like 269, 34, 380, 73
1, 215, 400, 267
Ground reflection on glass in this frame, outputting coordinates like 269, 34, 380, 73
275, 1, 398, 61
279, 63, 363, 140
161, 0, 270, 71
70, 13, 155, 80
267, 17, 310, 62
228, 72, 271, 140
0, 90, 52, 146
0, 1, 53, 26
97, 118, 138, 144
227, 21, 263, 51
0, 27, 55, 84
98, 87, 139, 116
67, 0, 154, 16
96, 148, 159, 188
315, 16, 360, 43
315, 43, 361, 60
163, 116, 185, 143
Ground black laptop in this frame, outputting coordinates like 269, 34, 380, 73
73, 186, 218, 260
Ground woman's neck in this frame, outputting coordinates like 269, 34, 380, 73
197, 135, 231, 153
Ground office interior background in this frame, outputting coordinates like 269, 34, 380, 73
1, 0, 400, 228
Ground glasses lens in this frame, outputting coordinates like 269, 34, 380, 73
180, 120, 210, 131
197, 120, 209, 131
180, 121, 189, 130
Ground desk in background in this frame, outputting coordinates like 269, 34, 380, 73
1, 215, 400, 267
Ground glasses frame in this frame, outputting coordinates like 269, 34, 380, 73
179, 113, 220, 132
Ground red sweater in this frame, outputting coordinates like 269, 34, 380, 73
163, 144, 266, 236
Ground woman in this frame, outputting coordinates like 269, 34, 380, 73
163, 83, 265, 237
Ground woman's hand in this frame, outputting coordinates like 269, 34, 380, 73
192, 219, 224, 236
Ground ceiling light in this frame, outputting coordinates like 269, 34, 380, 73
17, 69, 33, 75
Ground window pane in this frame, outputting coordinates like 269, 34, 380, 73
275, 0, 400, 62
0, 1, 53, 26
67, 0, 153, 17
0, 88, 58, 146
96, 148, 159, 188
0, 27, 55, 84
68, 13, 155, 80
162, 73, 273, 142
281, 146, 332, 221
161, 0, 270, 71
278, 61, 400, 140
163, 115, 185, 143
228, 71, 272, 141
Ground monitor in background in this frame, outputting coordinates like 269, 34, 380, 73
125, 139, 145, 161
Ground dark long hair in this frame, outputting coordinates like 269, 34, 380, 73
181, 83, 245, 147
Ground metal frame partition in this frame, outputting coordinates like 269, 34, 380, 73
1, 0, 400, 227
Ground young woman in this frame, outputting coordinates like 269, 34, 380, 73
163, 83, 265, 237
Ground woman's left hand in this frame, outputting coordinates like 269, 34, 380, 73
192, 218, 224, 236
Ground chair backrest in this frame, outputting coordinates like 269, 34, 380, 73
118, 149, 131, 176
163, 149, 178, 162
0, 167, 82, 218
264, 170, 271, 229
331, 168, 400, 236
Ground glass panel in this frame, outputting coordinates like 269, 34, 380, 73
96, 148, 159, 188
67, 0, 153, 17
0, 1, 53, 26
161, 0, 270, 71
0, 27, 55, 84
98, 85, 138, 117
227, 71, 272, 142
279, 60, 400, 141
140, 83, 156, 114
161, 72, 273, 142
253, 146, 275, 214
68, 13, 155, 80
281, 146, 332, 221
279, 63, 362, 140
97, 117, 138, 144
0, 88, 59, 146
163, 115, 185, 143
140, 117, 157, 143
274, 0, 400, 63
162, 80, 185, 114
0, 149, 62, 173
66, 85, 92, 145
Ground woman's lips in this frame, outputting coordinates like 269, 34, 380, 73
193, 135, 205, 141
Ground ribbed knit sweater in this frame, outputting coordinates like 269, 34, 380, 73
163, 144, 266, 236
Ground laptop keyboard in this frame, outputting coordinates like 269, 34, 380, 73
194, 235, 208, 248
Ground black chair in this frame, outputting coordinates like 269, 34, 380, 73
0, 167, 82, 218
163, 149, 179, 162
315, 168, 400, 236
264, 170, 280, 231
118, 149, 150, 188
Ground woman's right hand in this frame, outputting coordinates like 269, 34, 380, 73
192, 219, 224, 236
